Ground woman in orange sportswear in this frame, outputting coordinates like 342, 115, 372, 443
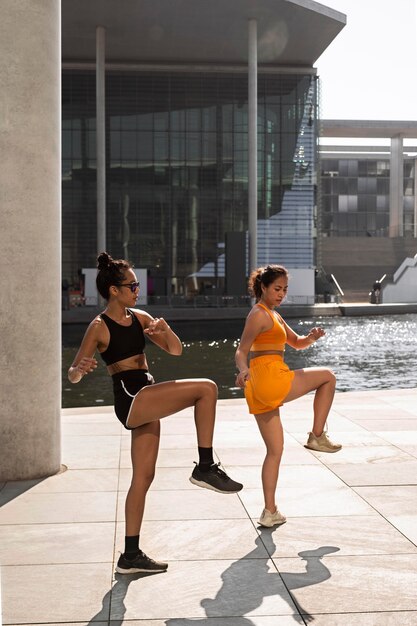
235, 265, 341, 528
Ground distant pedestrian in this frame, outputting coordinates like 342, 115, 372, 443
235, 265, 341, 528
68, 252, 243, 575
372, 280, 381, 304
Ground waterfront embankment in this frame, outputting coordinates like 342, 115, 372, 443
63, 301, 417, 324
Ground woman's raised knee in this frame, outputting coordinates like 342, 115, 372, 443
326, 369, 336, 387
200, 378, 218, 400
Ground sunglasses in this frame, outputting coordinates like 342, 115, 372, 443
118, 281, 140, 292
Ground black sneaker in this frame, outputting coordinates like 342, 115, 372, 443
116, 550, 168, 574
189, 462, 243, 494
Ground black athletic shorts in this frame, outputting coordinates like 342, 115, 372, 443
112, 369, 155, 429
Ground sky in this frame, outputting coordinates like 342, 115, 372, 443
315, 0, 417, 122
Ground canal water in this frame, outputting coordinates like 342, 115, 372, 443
62, 313, 417, 408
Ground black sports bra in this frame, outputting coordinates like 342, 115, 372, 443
99, 309, 145, 366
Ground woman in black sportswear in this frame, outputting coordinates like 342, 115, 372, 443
68, 252, 242, 574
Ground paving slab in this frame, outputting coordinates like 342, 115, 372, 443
222, 464, 347, 490
256, 516, 417, 557
61, 419, 123, 436
279, 414, 366, 433
109, 559, 298, 620
277, 553, 417, 614
0, 521, 115, 565
338, 407, 417, 420
354, 485, 417, 516
352, 418, 417, 431
299, 612, 417, 626
308, 444, 414, 465
327, 460, 417, 486
2, 563, 113, 623
0, 491, 117, 524
8, 623, 110, 626
0, 468, 119, 496
374, 430, 417, 446
116, 519, 268, 561
397, 444, 417, 459
107, 615, 305, 626
290, 429, 389, 447
216, 444, 323, 466
116, 489, 246, 522
385, 515, 417, 545
62, 434, 122, 469
240, 485, 378, 518
156, 447, 201, 468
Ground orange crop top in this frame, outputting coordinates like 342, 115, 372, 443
250, 302, 287, 352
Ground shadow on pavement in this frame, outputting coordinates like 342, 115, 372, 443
0, 465, 67, 506
165, 532, 339, 625
86, 570, 166, 625
86, 529, 340, 625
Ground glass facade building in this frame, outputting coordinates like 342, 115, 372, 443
62, 69, 318, 296
320, 155, 415, 237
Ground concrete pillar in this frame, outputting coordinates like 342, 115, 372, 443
248, 18, 258, 272
0, 1, 61, 480
96, 26, 106, 255
389, 135, 404, 237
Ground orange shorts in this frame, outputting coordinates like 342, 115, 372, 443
244, 354, 295, 415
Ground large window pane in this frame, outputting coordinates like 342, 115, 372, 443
62, 70, 317, 289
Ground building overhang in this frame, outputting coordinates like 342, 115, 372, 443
62, 0, 346, 67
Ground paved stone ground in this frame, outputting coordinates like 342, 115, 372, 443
1, 388, 417, 625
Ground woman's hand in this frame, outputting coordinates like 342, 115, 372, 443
142, 314, 182, 355
144, 317, 170, 336
236, 369, 250, 388
68, 356, 98, 383
77, 356, 98, 374
308, 327, 325, 343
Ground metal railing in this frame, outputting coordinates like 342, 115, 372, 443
146, 295, 252, 308
145, 294, 317, 307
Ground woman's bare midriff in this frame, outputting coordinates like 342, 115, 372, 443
106, 353, 149, 376
249, 349, 284, 359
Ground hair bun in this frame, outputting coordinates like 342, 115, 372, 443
97, 252, 113, 270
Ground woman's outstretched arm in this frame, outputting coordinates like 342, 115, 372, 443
281, 317, 325, 351
68, 318, 100, 383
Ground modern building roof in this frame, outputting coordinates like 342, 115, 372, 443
62, 0, 346, 67
319, 146, 417, 157
321, 120, 417, 139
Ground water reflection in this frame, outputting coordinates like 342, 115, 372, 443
62, 314, 417, 408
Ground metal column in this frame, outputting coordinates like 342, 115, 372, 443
248, 19, 258, 271
96, 26, 106, 254
389, 135, 403, 237
414, 157, 417, 238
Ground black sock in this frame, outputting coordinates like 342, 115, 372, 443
198, 446, 214, 472
124, 535, 140, 558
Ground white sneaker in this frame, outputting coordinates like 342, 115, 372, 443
258, 507, 287, 527
304, 431, 342, 453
